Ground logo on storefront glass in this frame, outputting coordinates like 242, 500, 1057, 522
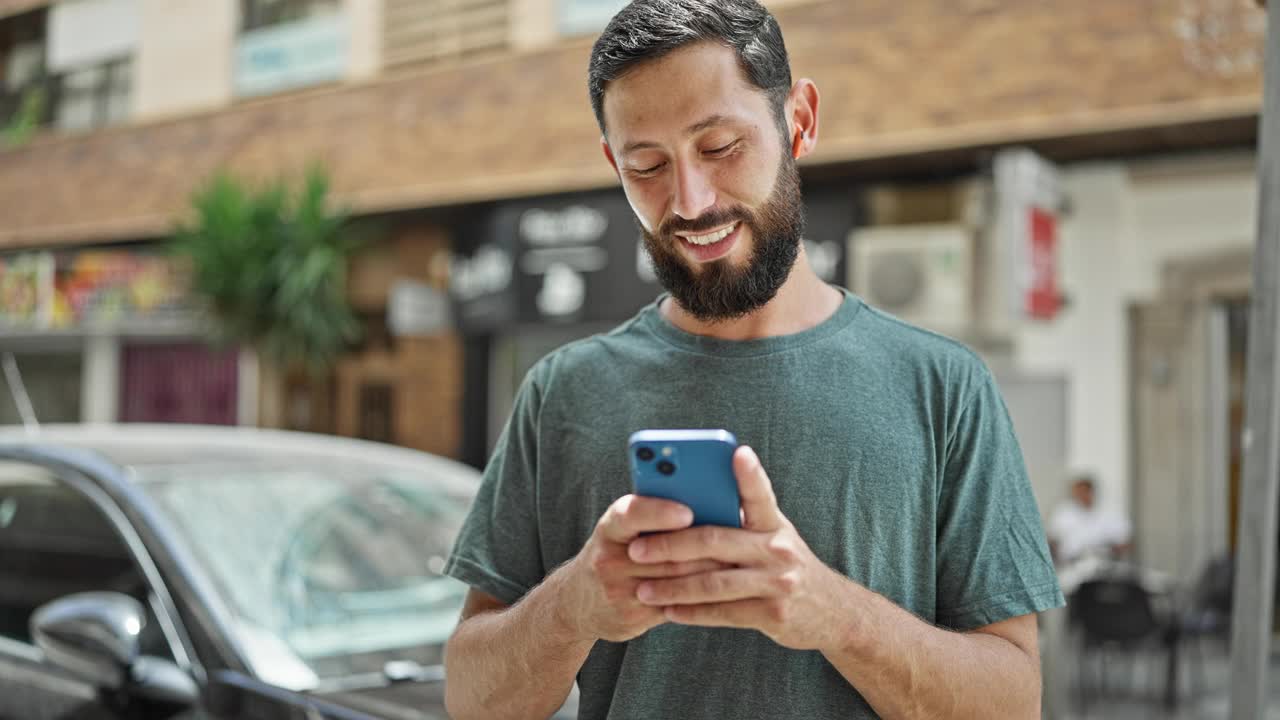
519, 206, 608, 246
449, 245, 513, 302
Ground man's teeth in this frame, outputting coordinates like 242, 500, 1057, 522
682, 224, 736, 246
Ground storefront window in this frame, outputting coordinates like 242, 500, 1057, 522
0, 351, 83, 425
54, 57, 131, 132
0, 9, 56, 134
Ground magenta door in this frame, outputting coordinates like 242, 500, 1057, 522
120, 344, 239, 425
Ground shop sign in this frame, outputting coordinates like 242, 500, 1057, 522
235, 12, 347, 98
53, 251, 192, 329
0, 252, 53, 329
520, 206, 608, 247
516, 203, 614, 322
995, 148, 1063, 322
447, 242, 516, 332
1026, 206, 1060, 319
802, 183, 855, 286
510, 192, 660, 325
388, 280, 451, 337
0, 249, 192, 331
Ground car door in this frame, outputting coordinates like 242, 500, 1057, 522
0, 455, 203, 720
205, 670, 378, 720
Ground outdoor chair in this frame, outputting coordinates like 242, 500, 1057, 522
1164, 554, 1234, 707
1070, 576, 1168, 711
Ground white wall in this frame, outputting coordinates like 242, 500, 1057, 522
1014, 152, 1257, 520
134, 0, 235, 119
237, 347, 259, 427
81, 334, 120, 423
511, 0, 557, 51
346, 0, 382, 80
1128, 156, 1258, 295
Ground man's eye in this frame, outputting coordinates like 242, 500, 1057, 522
705, 141, 738, 157
632, 163, 664, 177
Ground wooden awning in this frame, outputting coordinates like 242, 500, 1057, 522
0, 0, 1265, 249
0, 0, 50, 21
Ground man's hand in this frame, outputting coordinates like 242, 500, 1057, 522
626, 446, 846, 651
562, 494, 732, 643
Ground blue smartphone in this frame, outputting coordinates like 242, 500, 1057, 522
628, 429, 741, 528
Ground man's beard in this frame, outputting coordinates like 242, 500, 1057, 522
640, 154, 805, 323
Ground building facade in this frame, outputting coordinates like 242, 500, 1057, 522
0, 0, 1269, 584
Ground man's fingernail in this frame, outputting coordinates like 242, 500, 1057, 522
637, 583, 655, 602
630, 540, 647, 560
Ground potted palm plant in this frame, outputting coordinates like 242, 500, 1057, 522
174, 165, 362, 367
173, 166, 364, 427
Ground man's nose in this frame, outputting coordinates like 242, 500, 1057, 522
671, 160, 717, 221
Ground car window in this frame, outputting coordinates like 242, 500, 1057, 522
137, 461, 471, 682
0, 460, 173, 661
280, 479, 464, 649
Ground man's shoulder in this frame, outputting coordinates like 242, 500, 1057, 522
851, 299, 993, 387
525, 307, 663, 389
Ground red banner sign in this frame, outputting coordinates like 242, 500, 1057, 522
1026, 207, 1060, 320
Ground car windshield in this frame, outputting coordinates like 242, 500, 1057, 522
133, 455, 474, 686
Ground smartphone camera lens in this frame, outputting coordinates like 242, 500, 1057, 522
656, 460, 676, 476
636, 447, 655, 462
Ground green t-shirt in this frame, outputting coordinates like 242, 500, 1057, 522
445, 289, 1064, 719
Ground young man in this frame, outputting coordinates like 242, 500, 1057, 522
442, 2, 1063, 718
1048, 475, 1132, 568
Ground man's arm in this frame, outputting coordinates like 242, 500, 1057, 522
444, 577, 593, 720
630, 446, 1044, 719
821, 584, 1041, 719
445, 494, 729, 720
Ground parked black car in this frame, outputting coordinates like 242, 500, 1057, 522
0, 425, 497, 720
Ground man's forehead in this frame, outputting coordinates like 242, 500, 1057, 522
601, 42, 768, 148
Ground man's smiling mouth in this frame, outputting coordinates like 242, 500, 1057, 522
676, 222, 740, 246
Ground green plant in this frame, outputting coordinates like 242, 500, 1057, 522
173, 165, 362, 370
2, 86, 46, 148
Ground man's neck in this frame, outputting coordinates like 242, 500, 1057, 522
660, 252, 844, 341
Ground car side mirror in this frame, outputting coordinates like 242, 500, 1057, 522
31, 591, 144, 690
31, 592, 198, 706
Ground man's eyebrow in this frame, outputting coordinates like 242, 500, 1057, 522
620, 114, 739, 155
685, 114, 734, 136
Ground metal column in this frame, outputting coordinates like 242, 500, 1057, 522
1231, 0, 1280, 716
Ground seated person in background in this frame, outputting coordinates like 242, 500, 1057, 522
1048, 474, 1131, 568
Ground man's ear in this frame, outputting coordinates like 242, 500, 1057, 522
787, 79, 820, 160
602, 137, 621, 177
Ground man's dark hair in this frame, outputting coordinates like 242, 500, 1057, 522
588, 0, 793, 136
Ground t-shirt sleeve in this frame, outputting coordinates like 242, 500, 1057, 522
935, 364, 1065, 631
443, 364, 549, 606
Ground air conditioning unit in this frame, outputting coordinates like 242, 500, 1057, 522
849, 224, 974, 334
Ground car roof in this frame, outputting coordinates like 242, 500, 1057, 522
0, 424, 482, 483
